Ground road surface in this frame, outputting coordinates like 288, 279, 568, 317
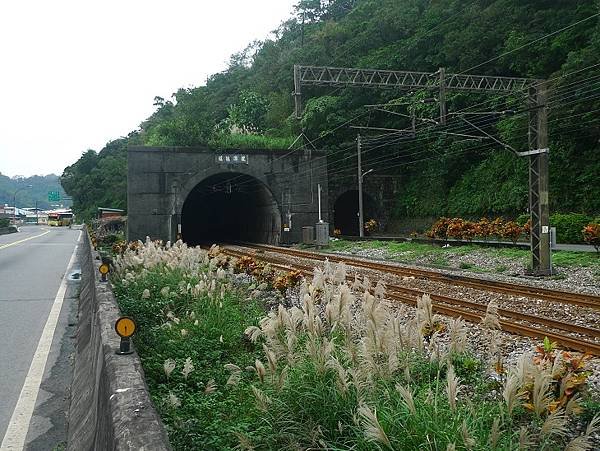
0, 225, 82, 450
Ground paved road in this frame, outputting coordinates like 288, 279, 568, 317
0, 225, 81, 450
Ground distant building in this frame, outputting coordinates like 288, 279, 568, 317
98, 207, 124, 219
0, 205, 27, 223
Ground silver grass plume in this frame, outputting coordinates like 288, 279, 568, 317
540, 408, 568, 439
306, 336, 335, 374
326, 357, 350, 395
531, 369, 552, 416
348, 367, 369, 397
312, 267, 325, 291
358, 403, 391, 448
167, 392, 181, 408
182, 357, 194, 380
374, 280, 386, 299
244, 325, 262, 343
323, 258, 333, 280
446, 364, 461, 412
352, 274, 362, 291
163, 359, 176, 379
503, 373, 521, 416
482, 299, 501, 329
275, 365, 289, 391
299, 280, 309, 301
332, 262, 347, 284
564, 413, 600, 451
403, 365, 412, 384
225, 363, 242, 386
461, 420, 476, 450
254, 359, 266, 383
518, 426, 532, 450
233, 432, 255, 451
251, 385, 271, 411
565, 394, 583, 416
203, 379, 217, 394
362, 275, 371, 292
395, 384, 416, 415
416, 294, 435, 333
263, 344, 278, 374
448, 317, 468, 354
488, 417, 501, 450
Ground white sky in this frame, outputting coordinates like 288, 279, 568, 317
0, 0, 297, 177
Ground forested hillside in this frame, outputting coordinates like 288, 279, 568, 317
0, 173, 68, 210
62, 0, 600, 222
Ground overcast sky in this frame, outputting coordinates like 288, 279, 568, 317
0, 0, 297, 177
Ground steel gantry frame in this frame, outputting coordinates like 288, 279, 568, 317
293, 64, 552, 275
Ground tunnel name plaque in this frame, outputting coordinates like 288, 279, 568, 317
215, 154, 249, 164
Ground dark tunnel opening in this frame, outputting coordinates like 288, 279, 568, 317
333, 190, 377, 236
181, 173, 281, 246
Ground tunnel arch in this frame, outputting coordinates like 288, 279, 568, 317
181, 172, 281, 245
333, 190, 378, 236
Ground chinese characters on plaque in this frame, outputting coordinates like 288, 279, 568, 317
215, 154, 249, 164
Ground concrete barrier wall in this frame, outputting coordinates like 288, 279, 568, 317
0, 226, 17, 235
67, 232, 170, 450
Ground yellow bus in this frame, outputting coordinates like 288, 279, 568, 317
48, 210, 73, 226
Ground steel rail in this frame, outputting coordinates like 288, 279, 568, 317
241, 243, 600, 310
222, 246, 600, 355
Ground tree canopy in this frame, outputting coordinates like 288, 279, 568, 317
62, 0, 600, 222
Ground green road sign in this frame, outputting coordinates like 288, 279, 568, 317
48, 191, 60, 202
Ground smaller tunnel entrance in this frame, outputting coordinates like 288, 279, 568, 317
181, 173, 281, 245
333, 190, 377, 236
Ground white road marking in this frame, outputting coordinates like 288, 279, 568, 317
0, 231, 50, 250
0, 231, 81, 450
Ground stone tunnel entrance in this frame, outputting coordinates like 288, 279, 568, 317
333, 190, 377, 236
181, 172, 281, 246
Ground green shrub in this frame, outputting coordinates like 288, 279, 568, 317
0, 218, 10, 228
550, 213, 593, 243
516, 213, 529, 226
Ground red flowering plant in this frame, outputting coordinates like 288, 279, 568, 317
582, 223, 600, 254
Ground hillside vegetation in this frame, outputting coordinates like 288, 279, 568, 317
0, 173, 68, 210
62, 0, 600, 222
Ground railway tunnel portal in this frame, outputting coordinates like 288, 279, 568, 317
127, 146, 329, 245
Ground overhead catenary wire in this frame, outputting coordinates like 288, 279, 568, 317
199, 59, 600, 200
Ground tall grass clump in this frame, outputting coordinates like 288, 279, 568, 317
112, 239, 599, 450
113, 240, 269, 449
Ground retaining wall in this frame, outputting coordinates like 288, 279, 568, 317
0, 226, 17, 235
67, 232, 170, 450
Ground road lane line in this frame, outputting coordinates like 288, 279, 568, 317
0, 231, 81, 450
0, 231, 50, 250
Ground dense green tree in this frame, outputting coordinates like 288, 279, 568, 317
62, 0, 600, 222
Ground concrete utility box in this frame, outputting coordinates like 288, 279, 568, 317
315, 222, 329, 246
302, 226, 315, 244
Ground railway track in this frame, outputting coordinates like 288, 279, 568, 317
240, 243, 600, 310
222, 245, 600, 355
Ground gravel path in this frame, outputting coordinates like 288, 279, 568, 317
328, 246, 600, 296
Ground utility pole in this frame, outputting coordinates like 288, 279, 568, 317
357, 135, 375, 238
357, 134, 364, 237
528, 82, 551, 275
12, 185, 32, 225
439, 67, 447, 125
